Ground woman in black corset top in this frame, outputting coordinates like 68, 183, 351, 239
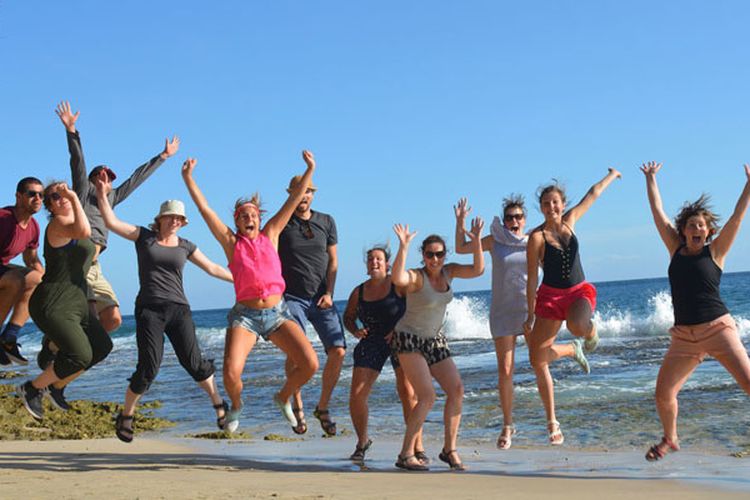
524, 168, 621, 445
641, 161, 750, 461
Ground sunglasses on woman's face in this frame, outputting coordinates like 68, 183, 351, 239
424, 250, 446, 259
504, 212, 524, 222
25, 190, 43, 199
46, 192, 62, 202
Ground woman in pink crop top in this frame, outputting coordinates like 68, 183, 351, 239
181, 151, 320, 433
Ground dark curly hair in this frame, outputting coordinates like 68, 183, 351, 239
674, 194, 720, 242
420, 234, 447, 253
365, 244, 391, 263
502, 193, 526, 217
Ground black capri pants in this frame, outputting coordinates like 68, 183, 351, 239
129, 301, 215, 394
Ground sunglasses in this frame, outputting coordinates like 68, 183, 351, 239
46, 192, 62, 202
504, 213, 525, 222
299, 220, 314, 240
424, 250, 446, 259
25, 190, 43, 199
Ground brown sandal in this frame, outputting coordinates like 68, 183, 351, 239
291, 406, 307, 435
645, 437, 680, 461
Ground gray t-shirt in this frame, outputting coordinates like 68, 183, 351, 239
134, 227, 196, 306
278, 210, 337, 299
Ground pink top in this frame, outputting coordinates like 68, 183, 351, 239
229, 232, 286, 301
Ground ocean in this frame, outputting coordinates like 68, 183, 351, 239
6, 272, 750, 454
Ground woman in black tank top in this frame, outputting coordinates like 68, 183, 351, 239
642, 162, 750, 461
342, 246, 422, 464
524, 168, 621, 446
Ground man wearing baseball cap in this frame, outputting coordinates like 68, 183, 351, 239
55, 101, 179, 335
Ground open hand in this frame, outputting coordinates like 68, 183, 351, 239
454, 197, 471, 220
55, 101, 80, 133
466, 216, 484, 241
640, 161, 662, 177
393, 223, 417, 247
161, 136, 180, 159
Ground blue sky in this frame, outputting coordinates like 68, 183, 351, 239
3, 1, 750, 312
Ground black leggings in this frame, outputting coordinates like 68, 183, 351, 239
129, 302, 215, 394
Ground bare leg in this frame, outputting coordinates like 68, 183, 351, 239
97, 305, 123, 334
7, 269, 42, 328
270, 320, 319, 402
430, 357, 464, 464
494, 335, 517, 426
122, 387, 143, 417
318, 346, 345, 410
223, 326, 257, 411
654, 354, 701, 443
286, 357, 304, 412
395, 366, 424, 452
397, 353, 435, 466
349, 367, 379, 447
0, 272, 24, 328
711, 328, 750, 395
566, 298, 596, 341
526, 317, 570, 424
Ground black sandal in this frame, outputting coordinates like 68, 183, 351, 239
349, 439, 372, 462
291, 406, 307, 435
115, 412, 135, 443
214, 400, 229, 430
313, 406, 337, 436
395, 454, 429, 471
438, 449, 466, 471
414, 449, 430, 465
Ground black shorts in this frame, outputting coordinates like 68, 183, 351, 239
353, 334, 400, 372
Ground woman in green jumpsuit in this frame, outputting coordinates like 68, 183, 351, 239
16, 182, 112, 421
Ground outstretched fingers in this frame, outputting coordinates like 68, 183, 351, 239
640, 161, 662, 176
466, 216, 484, 240
453, 197, 471, 219
393, 223, 417, 245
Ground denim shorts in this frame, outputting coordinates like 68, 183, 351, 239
284, 292, 346, 350
227, 300, 293, 341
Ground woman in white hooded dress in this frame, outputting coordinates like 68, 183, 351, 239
455, 196, 529, 449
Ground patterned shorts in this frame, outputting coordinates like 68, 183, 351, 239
392, 331, 451, 366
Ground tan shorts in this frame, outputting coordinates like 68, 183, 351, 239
86, 261, 119, 313
666, 314, 744, 361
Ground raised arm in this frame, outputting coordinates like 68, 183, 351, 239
188, 248, 234, 283
523, 231, 543, 336
181, 158, 235, 258
447, 216, 485, 279
55, 101, 88, 199
264, 150, 316, 242
95, 174, 141, 242
343, 286, 368, 339
640, 161, 680, 255
47, 184, 91, 244
565, 167, 622, 226
391, 224, 421, 292
111, 136, 179, 205
711, 164, 750, 264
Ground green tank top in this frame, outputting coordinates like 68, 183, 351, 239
41, 231, 96, 290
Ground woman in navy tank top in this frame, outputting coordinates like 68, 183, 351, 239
641, 161, 750, 461
343, 245, 423, 464
524, 168, 621, 446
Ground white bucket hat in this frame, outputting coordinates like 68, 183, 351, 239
156, 200, 188, 225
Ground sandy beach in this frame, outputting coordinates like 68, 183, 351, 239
0, 435, 747, 499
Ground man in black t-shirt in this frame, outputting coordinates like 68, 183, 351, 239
278, 176, 345, 436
